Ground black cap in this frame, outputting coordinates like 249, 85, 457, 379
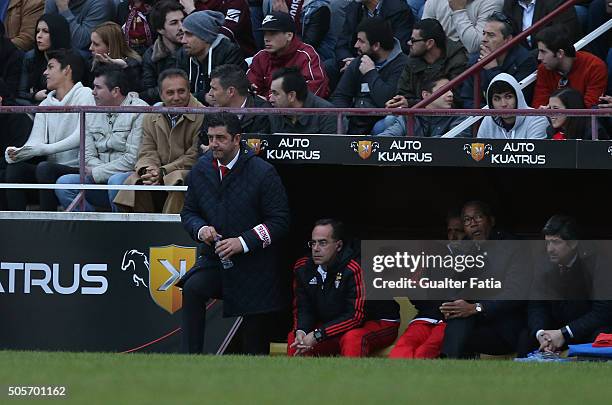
258, 12, 295, 33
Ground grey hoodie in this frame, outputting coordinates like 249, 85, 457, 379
477, 73, 547, 139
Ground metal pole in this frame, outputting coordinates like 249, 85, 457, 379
336, 112, 344, 134
591, 115, 598, 140
78, 111, 86, 211
473, 71, 481, 109
407, 113, 415, 137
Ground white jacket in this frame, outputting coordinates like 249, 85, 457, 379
422, 0, 503, 53
7, 82, 96, 167
477, 73, 548, 139
85, 92, 149, 183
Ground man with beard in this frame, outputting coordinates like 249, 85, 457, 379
331, 17, 408, 135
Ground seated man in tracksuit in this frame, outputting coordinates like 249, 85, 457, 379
288, 218, 400, 357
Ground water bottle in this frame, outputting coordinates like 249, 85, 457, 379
215, 236, 234, 269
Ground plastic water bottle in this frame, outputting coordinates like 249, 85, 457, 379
215, 236, 234, 269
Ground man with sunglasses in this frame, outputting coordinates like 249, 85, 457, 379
288, 218, 400, 357
460, 12, 536, 108
531, 25, 607, 108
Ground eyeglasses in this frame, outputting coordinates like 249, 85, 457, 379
490, 12, 515, 35
408, 37, 427, 44
462, 214, 486, 226
307, 239, 335, 248
558, 76, 569, 89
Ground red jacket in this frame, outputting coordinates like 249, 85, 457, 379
247, 36, 329, 98
195, 0, 256, 57
532, 51, 608, 108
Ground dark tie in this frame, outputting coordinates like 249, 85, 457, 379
220, 165, 230, 180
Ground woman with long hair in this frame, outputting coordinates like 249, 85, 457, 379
89, 21, 143, 91
17, 14, 72, 105
546, 87, 589, 140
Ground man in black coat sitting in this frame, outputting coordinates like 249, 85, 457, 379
180, 112, 290, 354
518, 215, 612, 356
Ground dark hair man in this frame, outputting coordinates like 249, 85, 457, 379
268, 66, 337, 134
532, 25, 607, 109
386, 18, 467, 108
460, 12, 536, 108
180, 111, 290, 355
289, 219, 400, 357
208, 64, 271, 134
141, 0, 186, 104
517, 215, 612, 357
114, 68, 204, 213
331, 18, 409, 135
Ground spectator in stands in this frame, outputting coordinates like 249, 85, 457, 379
460, 12, 537, 109
503, 0, 582, 49
289, 219, 400, 357
55, 66, 148, 211
422, 0, 503, 54
141, 0, 185, 104
17, 13, 73, 105
247, 12, 328, 99
331, 18, 409, 135
208, 64, 271, 134
179, 111, 290, 355
441, 200, 529, 358
268, 67, 337, 134
179, 0, 256, 57
0, 80, 33, 210
0, 22, 23, 103
115, 0, 154, 56
176, 10, 246, 104
4, 49, 94, 211
389, 212, 468, 359
583, 0, 612, 62
517, 215, 612, 357
379, 76, 473, 137
45, 0, 115, 51
114, 69, 203, 213
478, 73, 547, 139
335, 0, 413, 74
532, 25, 608, 109
3, 0, 44, 51
543, 87, 592, 140
89, 21, 143, 91
386, 19, 468, 108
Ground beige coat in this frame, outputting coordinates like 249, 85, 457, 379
113, 95, 204, 213
4, 0, 44, 51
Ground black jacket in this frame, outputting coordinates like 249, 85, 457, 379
460, 45, 537, 109
141, 38, 181, 104
242, 94, 271, 135
332, 39, 409, 134
269, 92, 338, 134
0, 36, 23, 103
175, 35, 246, 105
528, 250, 612, 343
335, 0, 414, 63
180, 147, 290, 316
0, 113, 32, 172
503, 0, 581, 48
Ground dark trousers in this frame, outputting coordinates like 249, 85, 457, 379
441, 316, 515, 358
5, 160, 78, 211
181, 267, 274, 355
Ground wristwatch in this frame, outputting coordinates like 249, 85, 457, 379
313, 328, 324, 342
475, 303, 483, 314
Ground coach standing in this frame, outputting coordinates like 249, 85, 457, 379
179, 112, 290, 354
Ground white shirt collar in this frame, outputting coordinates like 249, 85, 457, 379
218, 149, 240, 170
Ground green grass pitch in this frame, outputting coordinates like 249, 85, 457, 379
1, 351, 611, 404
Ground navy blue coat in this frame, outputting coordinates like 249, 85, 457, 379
180, 147, 290, 316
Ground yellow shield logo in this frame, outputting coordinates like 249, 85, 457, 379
464, 143, 491, 162
351, 140, 379, 160
247, 138, 268, 155
149, 245, 196, 314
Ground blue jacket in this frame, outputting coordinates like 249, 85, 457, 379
180, 147, 290, 316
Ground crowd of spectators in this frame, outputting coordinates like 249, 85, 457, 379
0, 0, 610, 211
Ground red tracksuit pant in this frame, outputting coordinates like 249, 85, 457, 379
389, 320, 446, 359
287, 320, 399, 357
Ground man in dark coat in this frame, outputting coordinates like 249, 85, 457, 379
517, 215, 612, 356
180, 112, 290, 355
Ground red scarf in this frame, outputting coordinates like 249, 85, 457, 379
123, 1, 153, 48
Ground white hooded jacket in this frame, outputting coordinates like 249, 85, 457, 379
477, 73, 548, 140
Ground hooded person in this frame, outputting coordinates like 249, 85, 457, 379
176, 10, 246, 104
477, 73, 547, 139
17, 13, 75, 105
0, 23, 23, 104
